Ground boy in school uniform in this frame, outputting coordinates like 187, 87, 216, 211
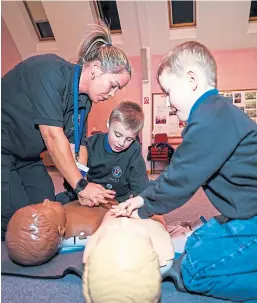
112, 42, 257, 302
56, 101, 149, 205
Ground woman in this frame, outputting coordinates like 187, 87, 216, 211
1, 22, 131, 240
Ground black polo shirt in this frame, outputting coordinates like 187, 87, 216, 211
86, 133, 149, 202
1, 54, 92, 159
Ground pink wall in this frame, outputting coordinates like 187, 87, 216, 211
214, 49, 257, 90
150, 49, 257, 171
87, 56, 142, 135
2, 19, 256, 165
88, 48, 257, 143
1, 17, 22, 76
152, 49, 257, 93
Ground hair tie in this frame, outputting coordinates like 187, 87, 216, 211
105, 43, 112, 47
78, 57, 85, 65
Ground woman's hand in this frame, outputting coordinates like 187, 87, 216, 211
78, 183, 116, 206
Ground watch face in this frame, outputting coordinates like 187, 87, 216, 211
79, 179, 88, 188
74, 178, 88, 194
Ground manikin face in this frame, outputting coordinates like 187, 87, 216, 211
83, 214, 162, 303
158, 69, 196, 122
33, 199, 66, 233
80, 62, 130, 104
107, 121, 137, 153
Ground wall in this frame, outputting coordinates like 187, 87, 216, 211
2, 20, 256, 172
1, 17, 22, 76
88, 48, 257, 171
215, 49, 257, 90
87, 48, 257, 171
152, 49, 257, 93
148, 49, 257, 171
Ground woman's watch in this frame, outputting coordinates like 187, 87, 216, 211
73, 178, 88, 194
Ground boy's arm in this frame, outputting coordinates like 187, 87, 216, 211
138, 113, 241, 219
128, 148, 149, 196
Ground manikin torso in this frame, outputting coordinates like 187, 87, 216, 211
83, 211, 174, 267
82, 212, 174, 303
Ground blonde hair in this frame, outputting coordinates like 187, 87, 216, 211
77, 20, 131, 76
109, 101, 144, 134
157, 41, 217, 87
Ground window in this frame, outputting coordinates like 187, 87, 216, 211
249, 0, 257, 21
94, 1, 121, 33
24, 1, 55, 41
168, 0, 196, 28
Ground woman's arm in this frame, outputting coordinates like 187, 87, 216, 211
39, 125, 82, 189
69, 143, 88, 167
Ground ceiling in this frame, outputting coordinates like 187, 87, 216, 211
2, 0, 257, 61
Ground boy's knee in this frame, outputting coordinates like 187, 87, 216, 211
181, 254, 203, 293
181, 253, 218, 295
181, 253, 257, 302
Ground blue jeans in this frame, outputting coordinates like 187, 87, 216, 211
181, 216, 257, 302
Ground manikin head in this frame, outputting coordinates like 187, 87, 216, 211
83, 214, 163, 303
107, 101, 144, 153
77, 21, 131, 103
157, 41, 217, 122
6, 199, 66, 266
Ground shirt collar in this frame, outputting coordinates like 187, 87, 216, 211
104, 134, 114, 154
69, 64, 82, 95
188, 89, 219, 123
69, 64, 91, 107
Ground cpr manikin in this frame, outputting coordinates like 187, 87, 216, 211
6, 199, 171, 270
5, 199, 116, 266
83, 212, 174, 303
6, 199, 66, 266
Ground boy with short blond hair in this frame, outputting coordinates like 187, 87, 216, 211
113, 42, 257, 302
56, 101, 149, 203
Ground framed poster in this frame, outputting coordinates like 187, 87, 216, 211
152, 93, 186, 137
219, 89, 257, 124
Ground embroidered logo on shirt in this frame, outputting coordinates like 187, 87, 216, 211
69, 113, 81, 131
72, 113, 81, 126
112, 166, 122, 178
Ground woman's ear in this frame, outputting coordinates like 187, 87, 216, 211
91, 61, 102, 79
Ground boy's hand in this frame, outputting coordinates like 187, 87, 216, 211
110, 196, 144, 217
129, 209, 140, 219
78, 183, 116, 206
